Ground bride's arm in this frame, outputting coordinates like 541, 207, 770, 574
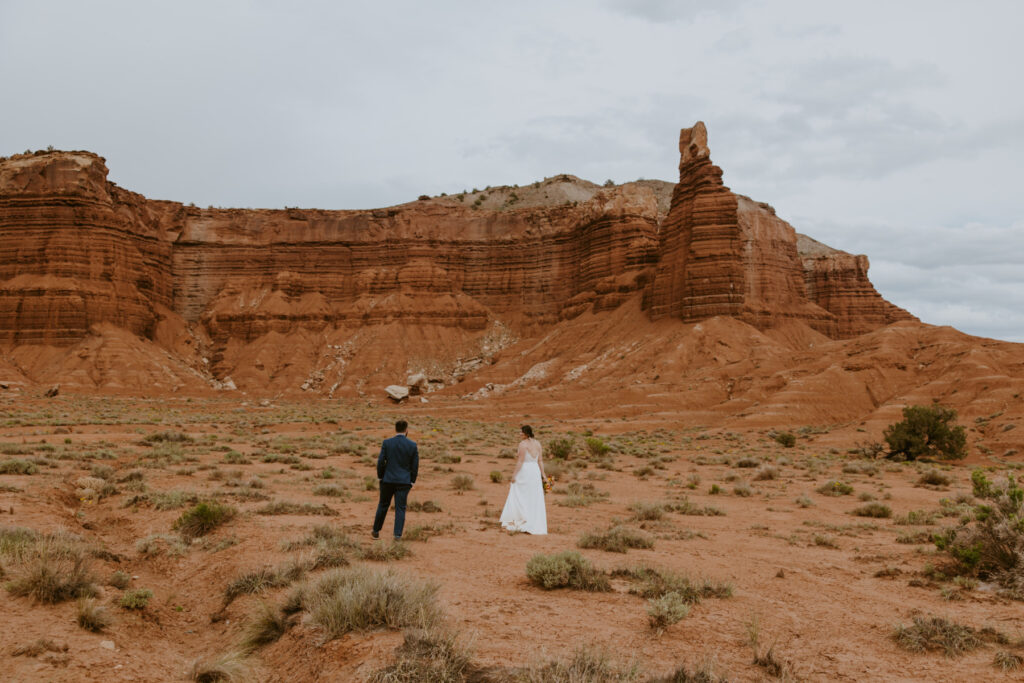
537, 446, 545, 480
511, 441, 526, 482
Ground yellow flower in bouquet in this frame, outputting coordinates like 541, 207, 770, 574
543, 476, 553, 493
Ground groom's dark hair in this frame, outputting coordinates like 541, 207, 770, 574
395, 420, 408, 433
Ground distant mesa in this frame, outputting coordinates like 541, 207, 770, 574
3, 123, 1020, 439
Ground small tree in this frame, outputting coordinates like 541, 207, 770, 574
883, 404, 967, 461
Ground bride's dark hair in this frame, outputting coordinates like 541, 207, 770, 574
520, 425, 534, 438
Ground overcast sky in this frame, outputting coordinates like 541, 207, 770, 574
2, 1, 1022, 341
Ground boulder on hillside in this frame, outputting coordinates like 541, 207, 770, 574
385, 385, 409, 402
406, 373, 428, 395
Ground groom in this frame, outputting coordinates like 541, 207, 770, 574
372, 419, 419, 540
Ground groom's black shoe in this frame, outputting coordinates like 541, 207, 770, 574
371, 530, 380, 539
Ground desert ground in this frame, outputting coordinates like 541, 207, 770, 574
2, 393, 1022, 682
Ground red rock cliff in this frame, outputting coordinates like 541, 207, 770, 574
643, 122, 914, 334
0, 125, 913, 391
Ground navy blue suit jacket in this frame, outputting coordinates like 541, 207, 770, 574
377, 434, 418, 485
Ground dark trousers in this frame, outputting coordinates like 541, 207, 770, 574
373, 481, 411, 538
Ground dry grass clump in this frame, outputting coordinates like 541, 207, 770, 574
893, 509, 939, 526
734, 457, 759, 468
312, 483, 348, 498
143, 430, 194, 444
629, 501, 667, 521
526, 551, 611, 591
222, 561, 306, 609
241, 601, 294, 650
368, 628, 475, 682
136, 533, 188, 557
360, 541, 412, 561
11, 638, 67, 657
408, 500, 443, 513
0, 458, 38, 474
917, 469, 953, 487
668, 496, 725, 517
108, 569, 131, 589
402, 522, 456, 543
753, 465, 779, 481
76, 597, 112, 631
816, 480, 853, 496
515, 647, 640, 682
851, 503, 892, 518
451, 474, 475, 492
559, 482, 611, 508
302, 566, 441, 639
3, 529, 98, 604
994, 650, 1024, 671
613, 565, 733, 604
173, 502, 237, 539
892, 615, 983, 657
188, 650, 252, 682
256, 501, 337, 516
841, 461, 877, 477
578, 525, 654, 553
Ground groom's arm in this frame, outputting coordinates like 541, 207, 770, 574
376, 442, 387, 480
410, 444, 419, 485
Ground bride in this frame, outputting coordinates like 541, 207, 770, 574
500, 425, 547, 534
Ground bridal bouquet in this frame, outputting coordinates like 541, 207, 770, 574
543, 476, 553, 493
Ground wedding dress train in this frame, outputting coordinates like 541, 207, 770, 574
500, 442, 547, 534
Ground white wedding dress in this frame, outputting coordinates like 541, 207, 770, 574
500, 439, 547, 534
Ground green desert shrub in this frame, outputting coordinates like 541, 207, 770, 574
933, 470, 1024, 597
772, 432, 797, 448
884, 404, 967, 461
119, 588, 153, 609
547, 437, 574, 460
525, 551, 611, 591
174, 502, 237, 538
584, 437, 611, 458
647, 591, 690, 632
489, 470, 503, 483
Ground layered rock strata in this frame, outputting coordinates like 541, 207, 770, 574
644, 123, 914, 334
0, 124, 913, 390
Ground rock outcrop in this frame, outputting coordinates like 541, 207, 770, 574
643, 122, 915, 335
0, 124, 914, 393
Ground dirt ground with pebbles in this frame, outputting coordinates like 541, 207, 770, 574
1, 394, 1022, 681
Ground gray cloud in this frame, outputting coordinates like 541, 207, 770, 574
1, 0, 1022, 341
